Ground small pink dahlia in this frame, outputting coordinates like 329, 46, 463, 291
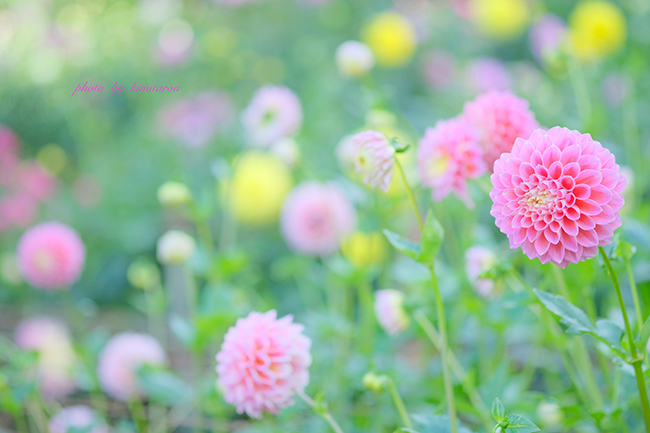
462, 91, 539, 171
97, 332, 166, 401
49, 406, 108, 433
280, 181, 356, 256
490, 126, 626, 268
242, 86, 302, 147
216, 310, 312, 419
17, 222, 86, 290
417, 117, 487, 207
374, 289, 410, 335
350, 130, 395, 192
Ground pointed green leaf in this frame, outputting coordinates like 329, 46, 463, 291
418, 210, 445, 264
383, 229, 421, 259
136, 365, 190, 406
533, 289, 596, 335
492, 398, 505, 422
614, 240, 636, 261
595, 319, 624, 354
638, 315, 650, 353
169, 314, 197, 349
505, 415, 540, 433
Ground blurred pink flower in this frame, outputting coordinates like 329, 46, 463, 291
601, 73, 627, 107
17, 222, 86, 290
49, 406, 108, 433
280, 182, 356, 256
242, 86, 302, 147
15, 317, 77, 398
465, 246, 497, 297
216, 310, 311, 419
374, 289, 410, 335
465, 57, 512, 94
417, 117, 486, 207
462, 91, 539, 171
17, 161, 57, 201
0, 193, 38, 230
490, 127, 626, 268
529, 15, 567, 63
423, 50, 457, 90
214, 0, 259, 4
97, 332, 166, 401
350, 130, 395, 192
0, 125, 20, 170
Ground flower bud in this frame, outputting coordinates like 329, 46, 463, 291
536, 401, 564, 427
157, 182, 192, 208
335, 41, 375, 77
127, 259, 160, 291
362, 372, 384, 393
156, 230, 196, 265
375, 289, 410, 335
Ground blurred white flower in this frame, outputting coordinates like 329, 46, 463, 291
157, 230, 196, 265
335, 41, 375, 77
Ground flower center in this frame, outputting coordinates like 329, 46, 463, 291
33, 250, 54, 272
523, 187, 556, 211
429, 155, 450, 177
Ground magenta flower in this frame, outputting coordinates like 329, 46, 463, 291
490, 127, 626, 268
280, 182, 356, 256
97, 332, 166, 401
0, 125, 20, 176
216, 310, 312, 419
350, 130, 395, 192
417, 117, 487, 207
17, 222, 86, 290
462, 91, 539, 171
49, 406, 108, 433
374, 289, 410, 335
242, 86, 302, 147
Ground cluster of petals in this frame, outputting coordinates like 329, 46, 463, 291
417, 118, 486, 207
241, 86, 302, 147
349, 130, 395, 192
490, 126, 626, 268
49, 406, 109, 433
216, 310, 312, 419
280, 181, 356, 256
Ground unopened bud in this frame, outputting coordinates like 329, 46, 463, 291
156, 230, 196, 265
362, 372, 384, 393
127, 259, 160, 290
157, 182, 192, 208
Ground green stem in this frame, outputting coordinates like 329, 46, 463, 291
394, 158, 423, 231
358, 277, 375, 357
599, 247, 650, 433
128, 399, 149, 433
625, 259, 644, 333
567, 55, 592, 129
384, 376, 413, 429
297, 391, 345, 433
13, 409, 28, 433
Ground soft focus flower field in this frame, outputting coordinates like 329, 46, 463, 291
1, 0, 650, 432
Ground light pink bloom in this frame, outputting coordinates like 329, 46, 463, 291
350, 130, 395, 192
490, 126, 626, 268
465, 246, 498, 297
529, 15, 567, 63
15, 317, 77, 398
462, 91, 539, 171
216, 310, 311, 419
49, 406, 108, 433
280, 182, 356, 256
417, 117, 487, 207
17, 222, 86, 290
374, 289, 410, 335
242, 86, 302, 147
158, 92, 234, 148
464, 57, 512, 94
17, 161, 57, 202
0, 125, 20, 173
97, 332, 166, 401
0, 193, 38, 230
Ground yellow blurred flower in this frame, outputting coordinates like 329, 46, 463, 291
341, 231, 387, 268
568, 1, 626, 61
362, 12, 416, 67
470, 0, 530, 39
228, 152, 292, 225
36, 144, 66, 175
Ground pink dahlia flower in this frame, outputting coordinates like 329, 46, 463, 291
0, 192, 38, 231
0, 125, 20, 174
465, 246, 498, 297
241, 86, 302, 147
374, 289, 410, 335
280, 182, 356, 256
462, 91, 539, 171
49, 406, 108, 433
97, 332, 166, 401
350, 130, 395, 192
17, 222, 86, 290
216, 310, 311, 419
17, 161, 58, 202
490, 126, 626, 268
417, 117, 487, 207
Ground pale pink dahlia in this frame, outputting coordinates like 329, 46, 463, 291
17, 222, 86, 290
242, 86, 302, 147
465, 246, 497, 297
216, 310, 311, 419
280, 182, 356, 256
490, 126, 626, 268
374, 289, 410, 335
462, 91, 539, 171
49, 406, 108, 433
350, 130, 395, 192
97, 332, 166, 401
417, 117, 487, 207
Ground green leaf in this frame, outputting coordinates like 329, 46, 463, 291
394, 429, 420, 433
638, 315, 650, 353
533, 289, 596, 335
169, 315, 197, 349
383, 229, 421, 259
136, 365, 190, 406
505, 415, 540, 433
313, 391, 328, 415
390, 137, 411, 153
492, 398, 505, 422
614, 240, 636, 261
595, 319, 624, 354
418, 210, 444, 264
411, 414, 473, 433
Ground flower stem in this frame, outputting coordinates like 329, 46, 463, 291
358, 277, 376, 357
599, 246, 650, 433
567, 55, 592, 129
128, 399, 149, 433
297, 391, 345, 433
394, 157, 423, 231
625, 259, 644, 333
384, 376, 413, 429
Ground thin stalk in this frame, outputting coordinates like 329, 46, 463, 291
394, 158, 423, 231
183, 266, 204, 433
13, 409, 28, 433
599, 246, 650, 433
625, 259, 644, 333
384, 376, 413, 429
357, 277, 375, 357
297, 391, 345, 433
567, 55, 592, 129
128, 399, 149, 433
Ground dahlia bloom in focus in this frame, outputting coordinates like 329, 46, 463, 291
568, 1, 626, 62
216, 310, 311, 419
242, 86, 302, 147
17, 222, 86, 290
97, 332, 166, 401
335, 41, 375, 77
362, 12, 416, 67
490, 126, 626, 268
462, 91, 539, 171
374, 289, 410, 335
156, 230, 196, 265
350, 130, 395, 192
417, 118, 486, 207
280, 182, 356, 256
49, 406, 109, 433
465, 246, 498, 297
